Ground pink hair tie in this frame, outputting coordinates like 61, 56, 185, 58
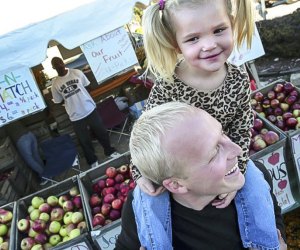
159, 0, 165, 10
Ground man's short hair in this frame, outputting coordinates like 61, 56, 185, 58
130, 102, 198, 185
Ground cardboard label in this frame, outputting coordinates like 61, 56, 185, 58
0, 67, 46, 126
256, 147, 296, 212
290, 133, 300, 179
60, 242, 89, 250
96, 225, 121, 250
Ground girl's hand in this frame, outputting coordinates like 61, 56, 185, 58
277, 229, 287, 250
211, 191, 237, 208
140, 247, 146, 250
136, 177, 165, 196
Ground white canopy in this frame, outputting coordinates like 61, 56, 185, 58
0, 0, 148, 74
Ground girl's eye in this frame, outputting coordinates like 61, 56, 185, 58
186, 37, 199, 43
214, 28, 225, 34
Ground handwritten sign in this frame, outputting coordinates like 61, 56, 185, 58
228, 25, 265, 66
95, 224, 121, 250
60, 242, 89, 250
256, 147, 296, 212
81, 27, 139, 83
0, 67, 46, 126
290, 132, 300, 179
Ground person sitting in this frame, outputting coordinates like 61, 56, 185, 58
115, 102, 287, 250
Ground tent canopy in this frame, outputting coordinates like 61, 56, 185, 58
0, 0, 148, 74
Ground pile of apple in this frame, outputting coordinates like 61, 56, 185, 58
250, 115, 280, 155
251, 81, 300, 131
0, 207, 13, 250
17, 186, 87, 250
89, 165, 135, 228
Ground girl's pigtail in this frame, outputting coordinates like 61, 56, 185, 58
143, 3, 178, 83
234, 0, 255, 49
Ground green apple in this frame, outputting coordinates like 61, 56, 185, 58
27, 205, 35, 214
47, 196, 58, 207
31, 244, 43, 250
58, 195, 69, 208
69, 186, 79, 197
49, 221, 61, 234
31, 196, 44, 209
71, 212, 83, 224
17, 218, 30, 232
43, 243, 52, 250
59, 225, 68, 237
0, 210, 12, 224
0, 225, 8, 237
39, 212, 50, 222
49, 234, 61, 246
69, 228, 80, 239
30, 209, 40, 221
0, 237, 3, 244
63, 235, 70, 242
28, 227, 38, 238
63, 212, 73, 225
0, 241, 8, 250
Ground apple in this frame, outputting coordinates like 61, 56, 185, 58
109, 209, 121, 220
106, 178, 115, 187
34, 233, 48, 244
279, 103, 289, 112
71, 212, 84, 224
63, 211, 73, 225
50, 207, 64, 222
32, 219, 46, 232
38, 203, 51, 214
92, 206, 101, 215
31, 244, 43, 250
286, 117, 298, 128
31, 196, 45, 209
253, 118, 263, 131
17, 218, 30, 232
89, 194, 101, 208
104, 187, 116, 195
114, 174, 124, 183
105, 167, 117, 178
276, 92, 286, 102
258, 112, 265, 118
47, 196, 58, 207
58, 195, 69, 207
0, 225, 7, 237
267, 115, 276, 124
264, 107, 273, 116
267, 90, 276, 100
285, 95, 297, 105
27, 206, 35, 214
72, 195, 82, 209
30, 209, 41, 221
101, 203, 112, 216
92, 215, 105, 227
293, 109, 300, 118
59, 225, 68, 237
69, 228, 80, 239
69, 186, 79, 197
129, 180, 136, 190
65, 223, 76, 235
43, 243, 52, 250
112, 199, 123, 210
28, 227, 38, 238
0, 242, 8, 250
103, 193, 115, 204
253, 91, 264, 102
252, 138, 267, 151
39, 212, 50, 222
275, 119, 285, 130
274, 83, 284, 93
118, 165, 129, 175
262, 99, 270, 109
120, 185, 130, 196
63, 236, 70, 242
49, 221, 61, 234
283, 82, 295, 93
255, 104, 263, 113
273, 107, 283, 116
290, 89, 298, 97
62, 200, 74, 212
49, 234, 61, 246
292, 103, 300, 110
282, 112, 293, 120
97, 179, 106, 189
250, 99, 258, 108
77, 221, 87, 230
20, 237, 35, 250
0, 209, 12, 224
263, 131, 280, 145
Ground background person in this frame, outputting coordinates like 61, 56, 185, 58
116, 102, 287, 250
51, 57, 119, 168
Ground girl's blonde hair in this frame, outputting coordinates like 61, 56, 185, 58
143, 0, 254, 83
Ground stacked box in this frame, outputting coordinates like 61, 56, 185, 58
15, 176, 91, 250
0, 201, 17, 250
79, 152, 131, 249
26, 120, 52, 143
0, 178, 19, 207
0, 137, 17, 172
251, 79, 300, 213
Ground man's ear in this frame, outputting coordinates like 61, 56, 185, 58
162, 178, 188, 194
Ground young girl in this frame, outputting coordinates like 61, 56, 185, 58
131, 0, 255, 201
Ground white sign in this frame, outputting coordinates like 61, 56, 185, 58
96, 225, 121, 250
290, 133, 300, 178
61, 242, 89, 250
81, 27, 139, 83
0, 67, 46, 126
256, 147, 296, 212
228, 25, 265, 66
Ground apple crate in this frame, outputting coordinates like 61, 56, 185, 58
51, 232, 97, 250
0, 201, 17, 250
78, 152, 131, 232
15, 176, 91, 250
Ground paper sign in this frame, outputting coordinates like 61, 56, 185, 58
81, 27, 139, 83
290, 132, 300, 179
256, 147, 296, 212
0, 67, 46, 126
96, 225, 121, 250
228, 25, 265, 66
60, 242, 89, 250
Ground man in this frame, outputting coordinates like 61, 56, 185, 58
116, 102, 286, 250
51, 57, 119, 168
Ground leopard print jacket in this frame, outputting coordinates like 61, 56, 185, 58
131, 62, 253, 181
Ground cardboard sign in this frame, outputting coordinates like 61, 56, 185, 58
290, 132, 300, 179
60, 242, 89, 250
0, 67, 46, 126
95, 224, 121, 250
256, 147, 296, 212
81, 27, 139, 83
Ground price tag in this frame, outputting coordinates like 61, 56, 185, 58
60, 242, 89, 250
96, 224, 121, 250
256, 147, 296, 212
290, 133, 300, 179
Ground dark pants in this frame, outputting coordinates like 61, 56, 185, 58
72, 109, 115, 165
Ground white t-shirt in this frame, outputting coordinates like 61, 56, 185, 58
51, 68, 96, 121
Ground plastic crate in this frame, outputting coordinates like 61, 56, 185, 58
78, 152, 131, 232
0, 201, 17, 250
52, 232, 96, 250
15, 176, 90, 250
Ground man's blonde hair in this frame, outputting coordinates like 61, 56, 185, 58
129, 102, 198, 185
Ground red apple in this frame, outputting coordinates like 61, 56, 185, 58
267, 90, 276, 100
106, 178, 115, 187
252, 138, 267, 151
73, 195, 82, 209
265, 107, 274, 116
290, 90, 298, 97
105, 167, 118, 178
254, 91, 264, 102
253, 118, 264, 131
255, 104, 263, 113
103, 194, 115, 204
114, 174, 124, 183
282, 112, 293, 121
274, 83, 284, 93
32, 219, 46, 233
105, 187, 116, 195
92, 206, 101, 215
262, 99, 270, 109
283, 82, 295, 93
285, 95, 297, 105
263, 131, 280, 145
101, 203, 112, 216
118, 165, 129, 175
92, 215, 105, 227
275, 119, 285, 130
292, 103, 300, 110
89, 194, 101, 208
270, 99, 280, 109
97, 179, 106, 189
109, 209, 121, 220
267, 115, 277, 124
273, 107, 283, 116
112, 199, 123, 210
286, 117, 298, 128
276, 92, 286, 102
